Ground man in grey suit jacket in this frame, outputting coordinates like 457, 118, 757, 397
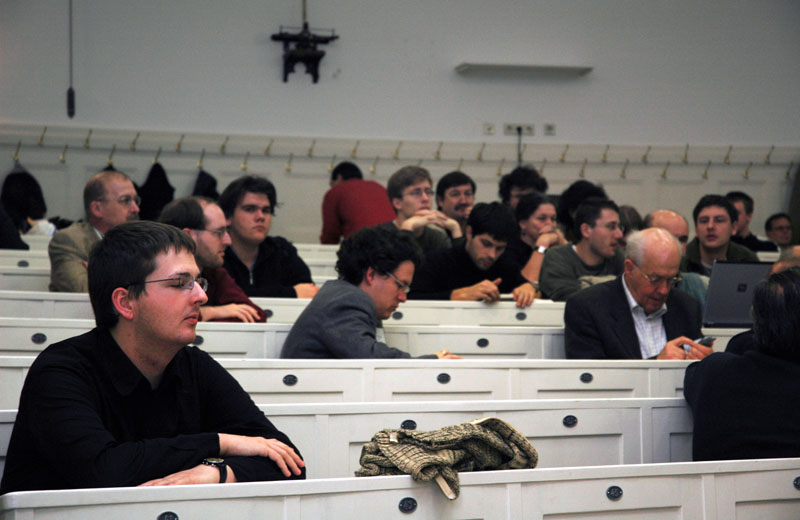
565, 228, 714, 360
281, 227, 459, 359
49, 170, 139, 292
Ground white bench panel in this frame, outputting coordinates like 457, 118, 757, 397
0, 267, 50, 291
0, 249, 50, 269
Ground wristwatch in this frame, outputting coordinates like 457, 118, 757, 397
202, 457, 228, 483
536, 245, 548, 255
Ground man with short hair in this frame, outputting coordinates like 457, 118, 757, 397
683, 194, 758, 276
498, 165, 548, 209
280, 227, 460, 359
436, 170, 476, 238
218, 175, 317, 299
0, 221, 304, 495
684, 267, 800, 461
49, 169, 140, 292
539, 198, 625, 301
565, 228, 713, 360
725, 191, 778, 252
319, 161, 395, 244
376, 165, 459, 252
765, 213, 793, 250
408, 202, 536, 308
159, 197, 266, 322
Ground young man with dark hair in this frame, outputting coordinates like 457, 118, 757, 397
280, 227, 459, 359
218, 175, 317, 298
408, 202, 536, 307
159, 196, 266, 322
725, 191, 778, 252
765, 212, 793, 249
539, 198, 625, 301
498, 165, 548, 209
377, 165, 459, 252
319, 161, 395, 244
0, 221, 304, 495
435, 170, 476, 237
683, 194, 758, 276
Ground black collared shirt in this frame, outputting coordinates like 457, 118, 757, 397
0, 328, 304, 494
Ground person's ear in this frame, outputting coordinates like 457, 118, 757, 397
364, 266, 378, 286
465, 226, 473, 241
623, 258, 636, 276
183, 228, 198, 241
111, 287, 135, 321
88, 200, 104, 220
391, 197, 403, 213
580, 222, 592, 240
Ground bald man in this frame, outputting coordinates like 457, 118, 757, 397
645, 210, 689, 255
565, 228, 714, 360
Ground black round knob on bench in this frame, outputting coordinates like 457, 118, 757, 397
580, 372, 594, 383
192, 335, 204, 345
17, 260, 29, 267
437, 373, 451, 384
283, 374, 298, 386
401, 419, 417, 430
562, 415, 578, 428
398, 497, 417, 513
31, 333, 47, 344
793, 477, 800, 490
157, 512, 179, 520
265, 309, 274, 318
477, 338, 489, 348
606, 485, 623, 501
515, 312, 527, 321
392, 311, 403, 320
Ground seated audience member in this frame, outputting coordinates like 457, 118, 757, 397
685, 267, 800, 461
617, 204, 643, 250
683, 194, 758, 276
218, 175, 317, 298
539, 198, 625, 301
49, 169, 140, 292
498, 165, 548, 209
0, 221, 304, 495
726, 191, 778, 252
0, 201, 28, 249
556, 180, 608, 243
319, 161, 395, 244
408, 202, 536, 308
376, 165, 459, 251
159, 197, 266, 322
644, 209, 708, 309
764, 212, 793, 250
565, 228, 712, 360
504, 193, 567, 287
281, 227, 460, 359
435, 170, 475, 238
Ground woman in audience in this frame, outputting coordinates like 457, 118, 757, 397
504, 193, 567, 288
618, 204, 644, 250
556, 180, 608, 242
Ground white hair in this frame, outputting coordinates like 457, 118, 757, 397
625, 228, 680, 266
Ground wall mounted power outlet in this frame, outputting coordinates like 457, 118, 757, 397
503, 124, 534, 136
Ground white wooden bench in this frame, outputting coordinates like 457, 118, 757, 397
0, 249, 49, 269
0, 267, 50, 291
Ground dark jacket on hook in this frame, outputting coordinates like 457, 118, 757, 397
138, 162, 175, 220
192, 169, 219, 200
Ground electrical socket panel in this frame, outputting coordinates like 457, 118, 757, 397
482, 123, 496, 136
503, 124, 534, 136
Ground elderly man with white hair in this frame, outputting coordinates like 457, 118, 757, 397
564, 227, 714, 360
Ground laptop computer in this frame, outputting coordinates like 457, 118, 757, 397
702, 261, 771, 328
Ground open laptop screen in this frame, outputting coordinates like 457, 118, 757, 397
702, 261, 771, 328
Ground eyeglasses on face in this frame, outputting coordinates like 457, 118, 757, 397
384, 271, 411, 294
197, 227, 229, 239
403, 188, 434, 199
634, 264, 682, 288
102, 195, 141, 207
132, 273, 208, 292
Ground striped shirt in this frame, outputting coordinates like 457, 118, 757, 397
622, 276, 668, 359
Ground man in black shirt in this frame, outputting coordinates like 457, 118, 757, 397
0, 221, 304, 495
408, 202, 535, 307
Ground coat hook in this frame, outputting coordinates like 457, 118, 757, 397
241, 151, 250, 171
520, 144, 527, 162
661, 161, 670, 180
560, 144, 569, 163
84, 129, 93, 149
601, 144, 610, 163
764, 145, 775, 165
370, 155, 379, 174
457, 157, 464, 171
129, 132, 140, 152
220, 136, 229, 155
176, 134, 185, 153
743, 161, 752, 180
496, 157, 505, 176
723, 145, 732, 165
153, 146, 162, 164
579, 158, 588, 178
641, 145, 651, 164
476, 142, 486, 162
264, 139, 273, 156
620, 159, 629, 179
285, 153, 293, 173
416, 159, 424, 167
350, 140, 360, 159
59, 144, 68, 164
198, 148, 205, 169
702, 160, 711, 180
38, 126, 47, 147
328, 154, 337, 173
682, 144, 689, 164
307, 139, 316, 158
393, 141, 402, 161
107, 144, 116, 165
12, 141, 21, 163
435, 141, 443, 160
786, 161, 794, 181
539, 157, 547, 174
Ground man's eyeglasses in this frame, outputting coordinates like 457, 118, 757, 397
197, 227, 229, 239
102, 195, 141, 207
634, 265, 682, 288
385, 271, 411, 294
132, 273, 208, 291
404, 188, 434, 199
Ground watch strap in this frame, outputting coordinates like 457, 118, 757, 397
536, 245, 548, 255
203, 458, 227, 483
